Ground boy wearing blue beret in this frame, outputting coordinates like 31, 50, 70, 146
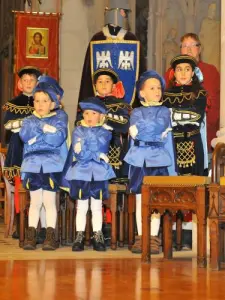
64, 97, 115, 252
124, 70, 177, 254
19, 79, 68, 251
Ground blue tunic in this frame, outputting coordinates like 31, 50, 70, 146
19, 110, 68, 191
65, 123, 116, 200
124, 105, 177, 193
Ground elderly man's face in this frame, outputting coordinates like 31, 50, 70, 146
180, 37, 201, 61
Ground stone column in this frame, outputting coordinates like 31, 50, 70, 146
147, 0, 155, 69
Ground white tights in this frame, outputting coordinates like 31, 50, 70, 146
29, 189, 57, 229
76, 197, 102, 232
136, 193, 160, 236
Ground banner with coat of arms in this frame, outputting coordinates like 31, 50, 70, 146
90, 40, 140, 105
14, 11, 60, 95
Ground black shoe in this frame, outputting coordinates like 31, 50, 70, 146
36, 228, 46, 244
23, 227, 37, 250
12, 231, 19, 239
42, 227, 59, 251
92, 231, 106, 252
72, 231, 85, 252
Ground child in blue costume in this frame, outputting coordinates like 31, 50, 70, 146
19, 80, 68, 251
65, 97, 115, 252
124, 70, 177, 254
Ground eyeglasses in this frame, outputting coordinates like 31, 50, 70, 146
180, 43, 201, 49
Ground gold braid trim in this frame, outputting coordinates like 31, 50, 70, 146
174, 128, 200, 138
162, 90, 206, 105
108, 145, 122, 167
173, 109, 201, 122
2, 102, 34, 114
176, 141, 196, 168
106, 103, 131, 112
106, 116, 128, 125
3, 166, 21, 182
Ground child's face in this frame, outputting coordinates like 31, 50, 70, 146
174, 63, 194, 85
19, 74, 37, 95
34, 92, 55, 116
95, 75, 114, 97
83, 110, 103, 127
139, 78, 162, 103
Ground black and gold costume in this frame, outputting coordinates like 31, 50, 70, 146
3, 94, 34, 183
163, 85, 207, 175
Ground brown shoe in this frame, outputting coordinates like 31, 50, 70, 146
131, 235, 142, 254
150, 236, 161, 254
23, 227, 37, 250
42, 227, 59, 251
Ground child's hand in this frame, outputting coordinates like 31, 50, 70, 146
99, 153, 109, 163
74, 141, 82, 154
28, 136, 37, 145
161, 128, 172, 139
129, 125, 138, 139
43, 124, 57, 133
102, 124, 113, 131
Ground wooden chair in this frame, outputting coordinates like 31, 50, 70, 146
208, 142, 225, 270
0, 144, 15, 237
141, 176, 209, 268
127, 194, 183, 251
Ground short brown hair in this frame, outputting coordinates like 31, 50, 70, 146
180, 33, 201, 45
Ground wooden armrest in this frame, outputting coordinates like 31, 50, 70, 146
143, 176, 211, 186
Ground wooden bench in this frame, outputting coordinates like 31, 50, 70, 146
141, 176, 209, 268
18, 182, 128, 250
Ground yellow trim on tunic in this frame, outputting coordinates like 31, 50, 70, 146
3, 102, 34, 114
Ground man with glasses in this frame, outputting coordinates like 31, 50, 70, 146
164, 33, 220, 250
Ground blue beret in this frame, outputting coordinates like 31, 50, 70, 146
33, 82, 60, 109
136, 70, 165, 100
37, 75, 64, 99
79, 97, 107, 114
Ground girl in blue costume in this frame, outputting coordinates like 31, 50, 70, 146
64, 97, 115, 252
19, 81, 68, 251
124, 70, 177, 254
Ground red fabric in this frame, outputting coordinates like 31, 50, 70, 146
14, 12, 60, 96
105, 208, 112, 224
112, 81, 125, 99
164, 61, 220, 151
14, 176, 21, 214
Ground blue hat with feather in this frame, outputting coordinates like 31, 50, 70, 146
136, 70, 165, 100
79, 97, 107, 114
33, 82, 60, 109
37, 75, 64, 99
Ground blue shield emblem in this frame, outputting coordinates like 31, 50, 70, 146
90, 40, 140, 105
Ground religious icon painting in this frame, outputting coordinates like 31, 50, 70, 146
26, 27, 49, 59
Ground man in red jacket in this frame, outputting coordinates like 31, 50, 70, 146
165, 32, 220, 152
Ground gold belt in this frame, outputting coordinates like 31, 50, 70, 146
174, 129, 200, 138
